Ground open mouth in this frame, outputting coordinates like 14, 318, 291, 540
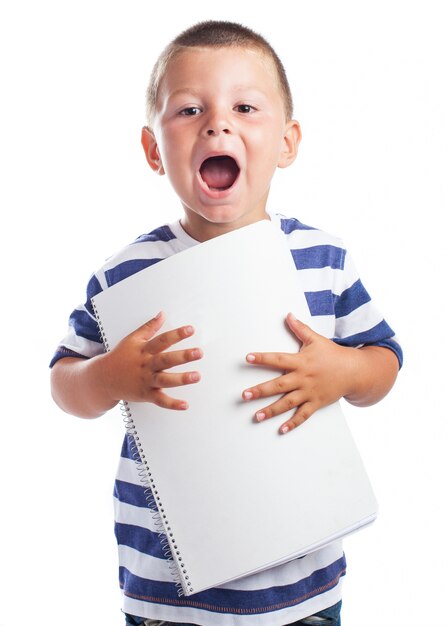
199, 156, 240, 191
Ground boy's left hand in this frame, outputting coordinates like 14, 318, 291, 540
242, 313, 354, 434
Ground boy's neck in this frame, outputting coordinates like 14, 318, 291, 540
179, 210, 272, 243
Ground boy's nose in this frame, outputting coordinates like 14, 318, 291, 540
206, 126, 230, 136
202, 109, 232, 137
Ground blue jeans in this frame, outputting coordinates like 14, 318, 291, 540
124, 600, 342, 625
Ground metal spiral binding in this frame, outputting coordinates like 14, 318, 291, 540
91, 299, 110, 353
122, 401, 193, 595
91, 296, 194, 595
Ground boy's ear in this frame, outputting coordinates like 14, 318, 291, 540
278, 120, 302, 169
141, 126, 165, 175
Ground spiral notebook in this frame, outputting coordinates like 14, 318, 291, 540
91, 219, 378, 596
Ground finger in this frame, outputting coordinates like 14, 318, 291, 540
150, 389, 189, 411
242, 371, 299, 401
279, 402, 315, 434
132, 311, 165, 341
253, 390, 308, 422
151, 347, 203, 372
151, 369, 201, 389
146, 324, 195, 354
286, 313, 316, 348
246, 351, 297, 369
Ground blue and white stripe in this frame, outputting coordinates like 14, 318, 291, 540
51, 213, 402, 624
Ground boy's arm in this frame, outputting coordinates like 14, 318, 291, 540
51, 312, 203, 419
242, 313, 399, 434
51, 354, 119, 418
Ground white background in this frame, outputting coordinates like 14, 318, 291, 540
0, 1, 446, 625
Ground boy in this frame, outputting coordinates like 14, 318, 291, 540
50, 20, 402, 626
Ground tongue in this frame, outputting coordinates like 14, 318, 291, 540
200, 156, 239, 190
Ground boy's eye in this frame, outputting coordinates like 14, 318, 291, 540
179, 107, 202, 116
235, 104, 255, 113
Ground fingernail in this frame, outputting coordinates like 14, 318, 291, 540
246, 354, 256, 363
243, 391, 253, 400
180, 402, 189, 410
256, 411, 265, 422
185, 325, 194, 335
280, 425, 289, 434
155, 311, 163, 320
189, 372, 200, 382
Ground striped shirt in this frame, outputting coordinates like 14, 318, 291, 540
51, 213, 402, 625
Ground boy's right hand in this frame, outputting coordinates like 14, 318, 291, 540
99, 311, 203, 410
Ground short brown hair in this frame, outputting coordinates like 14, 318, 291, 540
146, 20, 294, 127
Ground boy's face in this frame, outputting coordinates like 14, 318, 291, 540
142, 46, 301, 241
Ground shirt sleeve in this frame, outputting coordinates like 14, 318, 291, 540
331, 250, 403, 367
50, 272, 105, 367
